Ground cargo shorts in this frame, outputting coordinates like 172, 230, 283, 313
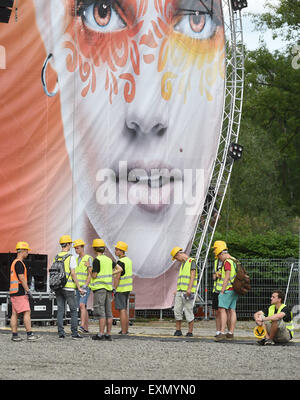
265, 319, 292, 343
93, 289, 112, 319
174, 291, 194, 323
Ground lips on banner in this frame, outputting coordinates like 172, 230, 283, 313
0, 0, 225, 309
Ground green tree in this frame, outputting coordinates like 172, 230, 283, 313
217, 0, 300, 238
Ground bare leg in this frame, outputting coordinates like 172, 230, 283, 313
106, 317, 113, 335
10, 311, 18, 334
188, 320, 194, 334
219, 308, 228, 333
119, 309, 128, 333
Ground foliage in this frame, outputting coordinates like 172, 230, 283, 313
212, 230, 299, 260
216, 0, 300, 239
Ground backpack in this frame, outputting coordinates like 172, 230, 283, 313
49, 253, 71, 291
229, 257, 251, 296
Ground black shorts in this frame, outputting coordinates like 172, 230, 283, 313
114, 292, 130, 310
212, 292, 219, 310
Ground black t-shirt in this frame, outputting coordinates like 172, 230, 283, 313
92, 258, 116, 274
264, 305, 292, 323
116, 260, 125, 277
11, 261, 26, 297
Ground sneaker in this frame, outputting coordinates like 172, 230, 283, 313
79, 326, 89, 333
264, 338, 275, 346
118, 330, 129, 335
11, 335, 22, 342
174, 330, 183, 337
104, 334, 112, 341
257, 338, 266, 346
226, 333, 234, 340
58, 334, 65, 339
186, 332, 193, 337
27, 334, 41, 341
214, 333, 226, 342
72, 334, 83, 340
92, 334, 105, 341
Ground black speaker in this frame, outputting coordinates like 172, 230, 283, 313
0, 0, 14, 23
0, 253, 48, 292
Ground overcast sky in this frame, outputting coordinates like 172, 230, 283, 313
241, 0, 285, 51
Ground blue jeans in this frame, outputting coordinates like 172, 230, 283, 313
56, 289, 78, 336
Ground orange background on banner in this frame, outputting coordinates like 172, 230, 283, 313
0, 1, 72, 255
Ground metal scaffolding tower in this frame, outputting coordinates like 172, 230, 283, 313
191, 0, 245, 304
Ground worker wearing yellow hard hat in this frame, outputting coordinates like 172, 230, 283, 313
73, 239, 92, 334
59, 235, 73, 245
54, 235, 84, 339
113, 241, 132, 335
92, 238, 106, 248
15, 241, 31, 252
90, 239, 114, 341
170, 246, 183, 260
10, 241, 40, 342
211, 240, 238, 342
170, 246, 198, 337
211, 240, 227, 257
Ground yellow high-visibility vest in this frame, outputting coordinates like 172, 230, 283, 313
268, 304, 294, 338
75, 254, 91, 287
176, 258, 198, 294
57, 251, 76, 289
90, 255, 113, 291
218, 258, 236, 291
116, 256, 133, 293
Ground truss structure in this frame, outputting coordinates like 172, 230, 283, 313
190, 0, 245, 302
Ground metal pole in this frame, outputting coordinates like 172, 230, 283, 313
298, 224, 300, 307
204, 261, 208, 320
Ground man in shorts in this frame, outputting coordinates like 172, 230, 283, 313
113, 241, 133, 335
170, 247, 198, 337
74, 239, 92, 333
90, 239, 114, 341
9, 242, 40, 341
212, 241, 238, 342
254, 290, 294, 345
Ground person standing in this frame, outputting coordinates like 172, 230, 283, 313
212, 240, 239, 342
170, 247, 198, 337
9, 242, 40, 341
212, 242, 232, 337
55, 235, 84, 340
90, 239, 114, 341
73, 239, 92, 333
113, 241, 133, 335
254, 290, 294, 345
212, 254, 223, 337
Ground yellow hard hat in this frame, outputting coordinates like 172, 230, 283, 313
212, 240, 227, 256
115, 241, 128, 252
92, 238, 106, 248
253, 325, 266, 339
170, 246, 183, 260
59, 235, 73, 244
73, 239, 85, 248
15, 241, 31, 251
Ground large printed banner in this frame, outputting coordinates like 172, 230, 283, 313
0, 0, 225, 308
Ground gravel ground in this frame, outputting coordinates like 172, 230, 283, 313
1, 320, 300, 381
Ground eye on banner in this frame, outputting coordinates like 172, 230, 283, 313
0, 0, 225, 309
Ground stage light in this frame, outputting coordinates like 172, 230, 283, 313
231, 0, 248, 12
0, 0, 14, 23
228, 143, 243, 161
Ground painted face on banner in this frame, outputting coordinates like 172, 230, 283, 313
34, 0, 225, 278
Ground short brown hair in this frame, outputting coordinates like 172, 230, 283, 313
94, 247, 105, 253
273, 290, 285, 302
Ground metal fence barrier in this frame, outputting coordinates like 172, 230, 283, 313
136, 259, 300, 320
